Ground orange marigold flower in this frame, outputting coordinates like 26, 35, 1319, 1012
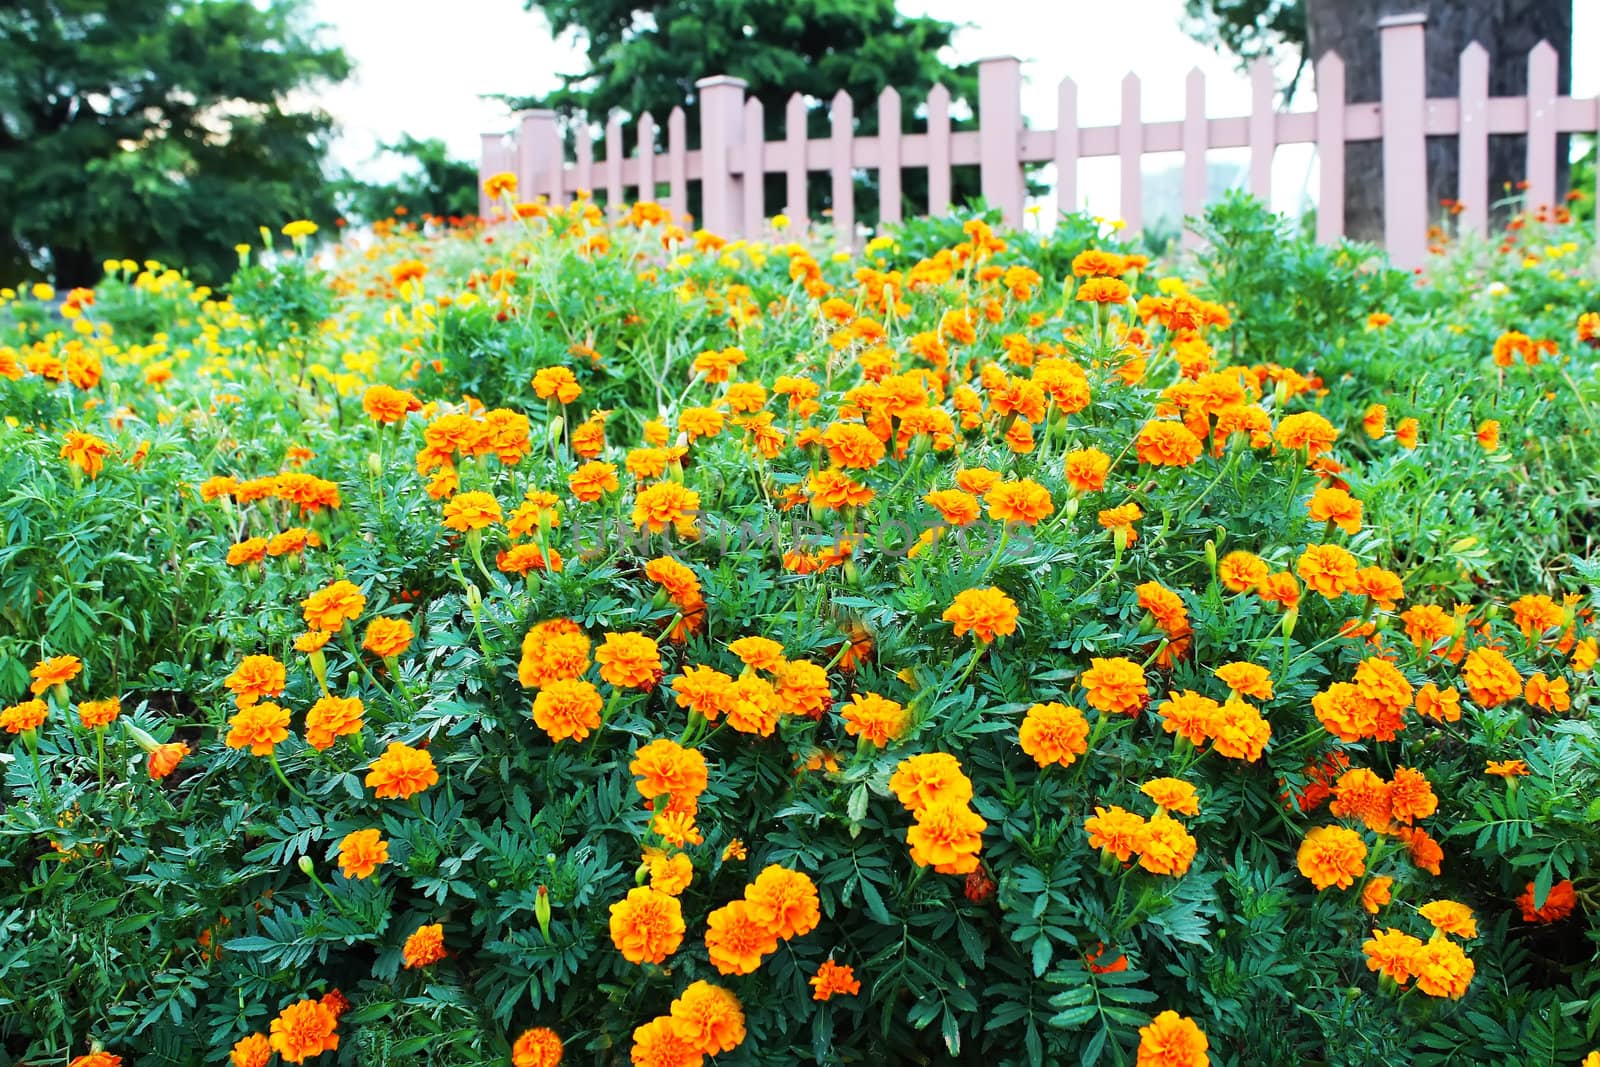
1350, 566, 1405, 611
1206, 696, 1271, 761
669, 980, 745, 1056
1395, 416, 1419, 449
568, 460, 620, 502
1362, 927, 1423, 985
363, 617, 415, 659
943, 586, 1020, 643
596, 632, 663, 689
302, 580, 365, 632
1397, 825, 1443, 876
442, 490, 502, 531
629, 1014, 702, 1067
1328, 768, 1393, 832
728, 636, 786, 672
0, 699, 47, 734
1352, 657, 1413, 741
1462, 646, 1522, 708
403, 923, 447, 969
723, 674, 781, 736
147, 741, 189, 779
1063, 447, 1111, 493
365, 741, 438, 799
889, 752, 973, 814
1274, 411, 1338, 457
228, 538, 269, 566
533, 678, 604, 742
632, 481, 703, 535
265, 527, 321, 557
1307, 486, 1363, 534
1297, 825, 1367, 889
1415, 683, 1461, 722
518, 620, 591, 688
630, 738, 708, 800
1081, 657, 1148, 715
906, 800, 987, 874
1362, 875, 1394, 915
821, 422, 887, 469
1134, 812, 1198, 876
984, 478, 1054, 525
1157, 690, 1219, 745
304, 694, 364, 751
1516, 879, 1577, 923
1362, 403, 1388, 439
1485, 759, 1530, 777
1255, 571, 1301, 610
924, 488, 982, 526
1135, 420, 1203, 467
841, 692, 907, 746
1219, 550, 1269, 593
807, 469, 874, 510
1137, 582, 1189, 636
268, 998, 340, 1063
1475, 419, 1500, 451
1296, 543, 1358, 598
774, 659, 831, 719
672, 666, 733, 720
78, 697, 120, 729
532, 366, 582, 403
1086, 805, 1146, 862
69, 1051, 121, 1067
1141, 777, 1199, 816
1389, 765, 1437, 824
362, 384, 420, 424
1419, 899, 1476, 939
609, 886, 686, 965
225, 702, 290, 756
746, 864, 820, 940
61, 429, 113, 478
1214, 661, 1272, 700
337, 828, 389, 879
1075, 276, 1131, 304
224, 654, 286, 708
511, 1027, 564, 1067
1135, 1010, 1208, 1067
1019, 701, 1090, 769
230, 1032, 273, 1067
1523, 672, 1571, 713
705, 898, 778, 975
1312, 682, 1375, 742
1411, 935, 1475, 998
810, 959, 861, 1001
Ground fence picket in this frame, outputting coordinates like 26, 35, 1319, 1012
605, 115, 624, 211
1526, 41, 1559, 211
978, 57, 1024, 226
576, 123, 593, 199
667, 107, 687, 222
830, 90, 855, 246
697, 75, 748, 236
1379, 14, 1428, 270
744, 97, 765, 230
879, 87, 903, 226
1457, 43, 1489, 234
637, 112, 657, 202
785, 93, 808, 225
1315, 53, 1345, 244
927, 84, 952, 216
1055, 77, 1078, 218
1119, 73, 1143, 235
1249, 58, 1274, 201
1182, 69, 1206, 248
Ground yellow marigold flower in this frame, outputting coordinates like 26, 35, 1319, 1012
30, 654, 83, 695
1157, 690, 1218, 745
0, 699, 48, 734
841, 692, 907, 746
632, 481, 701, 535
1485, 759, 1530, 777
728, 636, 786, 672
1213, 661, 1272, 700
442, 490, 502, 531
647, 850, 694, 896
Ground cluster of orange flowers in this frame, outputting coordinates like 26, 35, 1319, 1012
890, 752, 985, 875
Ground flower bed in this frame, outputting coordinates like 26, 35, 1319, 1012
1, 189, 1597, 1066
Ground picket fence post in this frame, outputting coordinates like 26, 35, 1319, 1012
977, 57, 1024, 227
517, 110, 562, 206
1378, 13, 1428, 271
696, 75, 748, 236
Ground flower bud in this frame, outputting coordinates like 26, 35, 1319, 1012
547, 415, 565, 451
367, 452, 382, 477
1282, 608, 1299, 639
463, 581, 482, 611
297, 855, 315, 876
535, 884, 552, 941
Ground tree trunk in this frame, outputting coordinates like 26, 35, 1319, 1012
1306, 0, 1572, 242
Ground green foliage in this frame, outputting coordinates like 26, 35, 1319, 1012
340, 137, 483, 225
0, 0, 350, 285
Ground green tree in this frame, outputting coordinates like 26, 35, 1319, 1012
0, 0, 349, 286
340, 136, 481, 224
515, 0, 980, 224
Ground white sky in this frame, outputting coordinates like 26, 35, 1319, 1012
311, 0, 1598, 221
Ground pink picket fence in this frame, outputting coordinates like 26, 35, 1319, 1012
478, 13, 1600, 270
